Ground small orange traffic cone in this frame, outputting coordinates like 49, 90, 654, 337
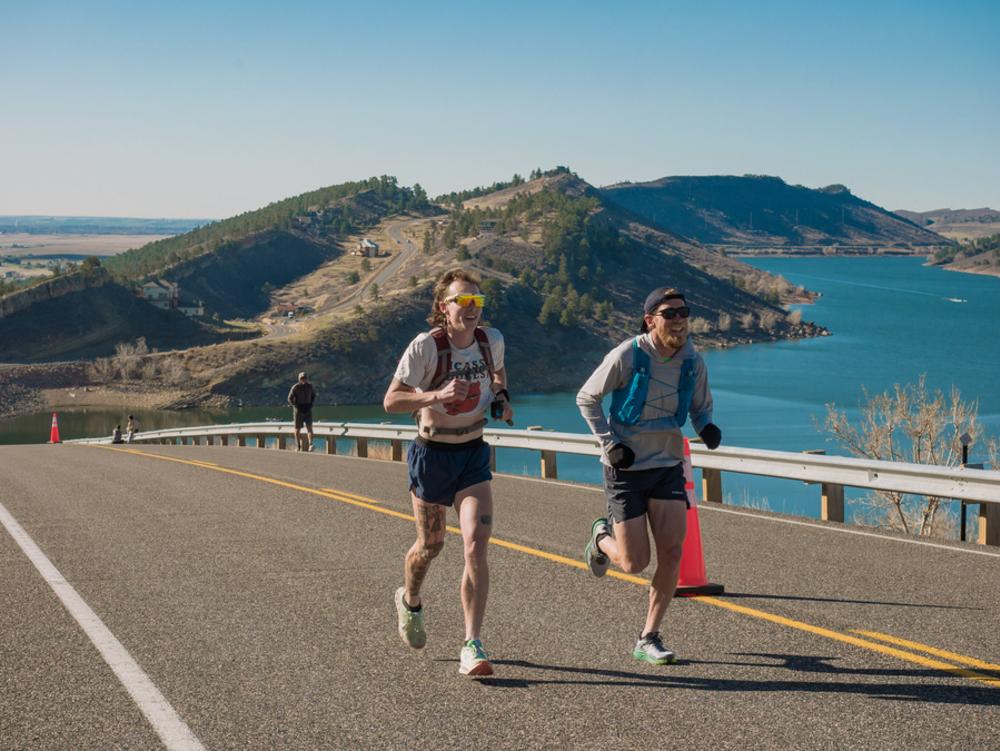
675, 438, 723, 596
48, 412, 62, 444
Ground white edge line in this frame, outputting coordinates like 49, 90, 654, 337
0, 501, 206, 751
494, 471, 1000, 559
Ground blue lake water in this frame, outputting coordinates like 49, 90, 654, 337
4, 256, 998, 521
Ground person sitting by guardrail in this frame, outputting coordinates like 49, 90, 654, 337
576, 286, 722, 666
111, 424, 124, 444
287, 372, 317, 452
382, 267, 513, 678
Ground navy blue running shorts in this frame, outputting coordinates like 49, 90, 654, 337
603, 463, 689, 522
408, 437, 492, 506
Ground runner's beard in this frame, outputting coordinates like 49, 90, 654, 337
665, 333, 686, 349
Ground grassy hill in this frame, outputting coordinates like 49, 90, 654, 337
601, 175, 948, 248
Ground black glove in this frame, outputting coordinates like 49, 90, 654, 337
607, 443, 635, 469
698, 423, 722, 450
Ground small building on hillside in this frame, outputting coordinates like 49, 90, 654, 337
352, 238, 379, 257
140, 280, 179, 310
177, 298, 205, 317
479, 218, 500, 236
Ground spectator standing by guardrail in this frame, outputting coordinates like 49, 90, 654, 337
577, 286, 723, 665
287, 372, 316, 452
383, 267, 512, 678
125, 415, 140, 444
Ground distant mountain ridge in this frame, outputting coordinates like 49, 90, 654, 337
893, 207, 1000, 243
0, 216, 211, 235
600, 175, 948, 247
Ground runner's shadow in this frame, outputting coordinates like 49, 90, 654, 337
720, 592, 982, 610
469, 657, 1000, 706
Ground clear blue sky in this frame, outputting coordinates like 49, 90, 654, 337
2, 0, 997, 218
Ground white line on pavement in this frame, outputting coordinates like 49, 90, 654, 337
0, 501, 206, 751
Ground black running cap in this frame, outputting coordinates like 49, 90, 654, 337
640, 287, 685, 332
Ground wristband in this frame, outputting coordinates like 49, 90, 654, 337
494, 388, 510, 402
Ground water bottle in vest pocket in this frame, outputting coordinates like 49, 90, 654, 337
609, 339, 650, 426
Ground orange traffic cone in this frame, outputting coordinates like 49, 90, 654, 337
49, 412, 62, 444
675, 438, 723, 596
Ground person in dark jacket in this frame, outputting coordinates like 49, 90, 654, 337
287, 372, 317, 451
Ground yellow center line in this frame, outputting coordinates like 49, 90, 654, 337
852, 629, 1000, 673
322, 488, 380, 504
93, 445, 999, 689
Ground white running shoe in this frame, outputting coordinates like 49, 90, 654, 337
585, 517, 611, 577
459, 639, 493, 677
632, 632, 676, 665
394, 587, 426, 649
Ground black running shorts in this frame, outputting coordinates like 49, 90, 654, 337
603, 463, 689, 522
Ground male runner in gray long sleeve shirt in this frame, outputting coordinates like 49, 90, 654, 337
576, 286, 722, 665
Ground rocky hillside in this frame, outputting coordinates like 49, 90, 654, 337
601, 175, 948, 248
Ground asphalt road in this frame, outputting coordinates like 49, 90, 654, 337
2, 444, 998, 750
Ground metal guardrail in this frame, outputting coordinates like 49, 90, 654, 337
68, 421, 1000, 546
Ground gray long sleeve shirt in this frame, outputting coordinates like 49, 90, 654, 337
576, 334, 713, 470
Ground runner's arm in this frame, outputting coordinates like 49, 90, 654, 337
576, 350, 626, 452
383, 378, 461, 413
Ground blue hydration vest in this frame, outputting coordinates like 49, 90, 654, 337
609, 338, 696, 428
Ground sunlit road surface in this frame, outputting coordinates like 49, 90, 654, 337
2, 444, 997, 750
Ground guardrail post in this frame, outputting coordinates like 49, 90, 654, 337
701, 468, 722, 503
391, 440, 402, 462
540, 450, 557, 479
256, 434, 266, 449
237, 435, 246, 447
206, 436, 215, 446
979, 503, 1000, 546
277, 435, 286, 450
219, 435, 228, 447
489, 446, 497, 471
326, 437, 337, 455
356, 438, 368, 458
192, 436, 201, 446
821, 483, 845, 522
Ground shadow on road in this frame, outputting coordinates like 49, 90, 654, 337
467, 657, 1000, 705
723, 592, 983, 610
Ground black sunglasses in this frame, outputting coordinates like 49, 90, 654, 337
652, 306, 691, 320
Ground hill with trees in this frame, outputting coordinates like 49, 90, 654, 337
1, 169, 832, 411
929, 233, 1000, 277
601, 175, 949, 248
95, 171, 827, 410
0, 177, 432, 361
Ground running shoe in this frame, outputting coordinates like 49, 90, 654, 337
459, 639, 494, 677
584, 517, 611, 577
394, 587, 426, 649
632, 632, 676, 665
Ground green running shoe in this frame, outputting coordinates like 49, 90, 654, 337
394, 587, 426, 649
585, 517, 611, 577
459, 638, 493, 677
632, 632, 676, 665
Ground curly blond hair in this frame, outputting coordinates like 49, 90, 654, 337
427, 267, 482, 328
